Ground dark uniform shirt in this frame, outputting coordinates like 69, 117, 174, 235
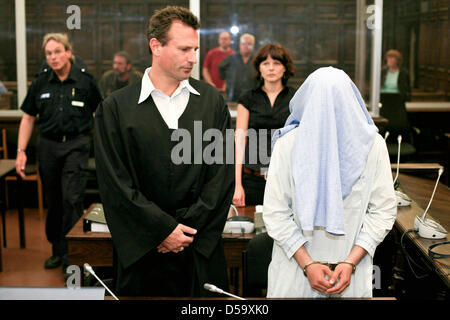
21, 65, 102, 137
238, 85, 296, 171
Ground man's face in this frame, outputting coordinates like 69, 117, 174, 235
113, 55, 130, 75
45, 39, 71, 72
155, 21, 199, 81
239, 36, 254, 56
218, 32, 231, 49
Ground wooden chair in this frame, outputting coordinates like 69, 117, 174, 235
380, 93, 418, 161
1, 128, 44, 220
0, 92, 13, 109
241, 232, 273, 297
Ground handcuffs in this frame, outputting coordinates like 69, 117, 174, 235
303, 261, 356, 276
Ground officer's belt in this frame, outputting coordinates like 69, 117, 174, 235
41, 131, 88, 143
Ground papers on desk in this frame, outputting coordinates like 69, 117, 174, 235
90, 222, 110, 233
83, 203, 110, 233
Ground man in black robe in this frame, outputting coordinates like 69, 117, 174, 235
94, 6, 234, 297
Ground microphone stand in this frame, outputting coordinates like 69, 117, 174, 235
84, 263, 119, 300
204, 283, 246, 300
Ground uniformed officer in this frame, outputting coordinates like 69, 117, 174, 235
15, 33, 102, 271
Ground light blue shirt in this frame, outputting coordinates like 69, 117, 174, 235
381, 70, 400, 93
0, 81, 7, 95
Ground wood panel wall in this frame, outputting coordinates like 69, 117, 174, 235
0, 0, 187, 82
383, 0, 448, 99
0, 0, 447, 101
201, 0, 357, 88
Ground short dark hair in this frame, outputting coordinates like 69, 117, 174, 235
114, 51, 131, 64
253, 43, 295, 86
147, 6, 200, 55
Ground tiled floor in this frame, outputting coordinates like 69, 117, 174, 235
0, 208, 65, 287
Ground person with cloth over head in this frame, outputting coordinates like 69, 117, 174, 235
263, 67, 397, 298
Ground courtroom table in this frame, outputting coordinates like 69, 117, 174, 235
405, 102, 450, 113
395, 173, 450, 289
0, 110, 23, 128
67, 173, 450, 296
66, 205, 257, 295
0, 159, 17, 272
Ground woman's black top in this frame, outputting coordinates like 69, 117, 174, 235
238, 85, 296, 172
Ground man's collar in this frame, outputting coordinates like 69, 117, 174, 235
48, 63, 77, 83
138, 67, 200, 104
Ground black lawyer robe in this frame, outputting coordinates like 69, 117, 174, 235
93, 78, 234, 296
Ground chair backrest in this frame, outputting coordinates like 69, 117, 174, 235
0, 92, 13, 109
0, 129, 8, 159
5, 126, 39, 163
242, 232, 273, 297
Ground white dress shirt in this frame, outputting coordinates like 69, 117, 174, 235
138, 67, 200, 129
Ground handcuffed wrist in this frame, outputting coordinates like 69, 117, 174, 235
303, 261, 321, 276
338, 261, 356, 273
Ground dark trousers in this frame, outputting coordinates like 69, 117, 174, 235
37, 135, 90, 263
115, 240, 229, 297
242, 172, 266, 206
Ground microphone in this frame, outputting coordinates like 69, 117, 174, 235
230, 204, 238, 217
393, 135, 402, 186
203, 283, 246, 300
392, 135, 411, 207
414, 168, 447, 239
420, 167, 443, 221
84, 263, 119, 300
384, 131, 390, 141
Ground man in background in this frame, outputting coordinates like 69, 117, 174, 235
218, 33, 257, 101
16, 33, 102, 272
98, 51, 143, 99
202, 31, 233, 92
40, 32, 87, 72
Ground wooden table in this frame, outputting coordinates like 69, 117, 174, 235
67, 205, 257, 295
405, 102, 450, 113
0, 159, 17, 272
0, 110, 23, 128
390, 163, 443, 171
395, 173, 450, 288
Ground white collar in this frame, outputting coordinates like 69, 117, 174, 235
138, 67, 200, 104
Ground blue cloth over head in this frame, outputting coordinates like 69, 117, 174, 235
272, 67, 378, 235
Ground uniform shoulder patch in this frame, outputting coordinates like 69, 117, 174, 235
79, 67, 94, 78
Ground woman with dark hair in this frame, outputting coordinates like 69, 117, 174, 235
233, 43, 296, 207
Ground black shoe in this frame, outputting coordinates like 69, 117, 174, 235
44, 255, 62, 269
